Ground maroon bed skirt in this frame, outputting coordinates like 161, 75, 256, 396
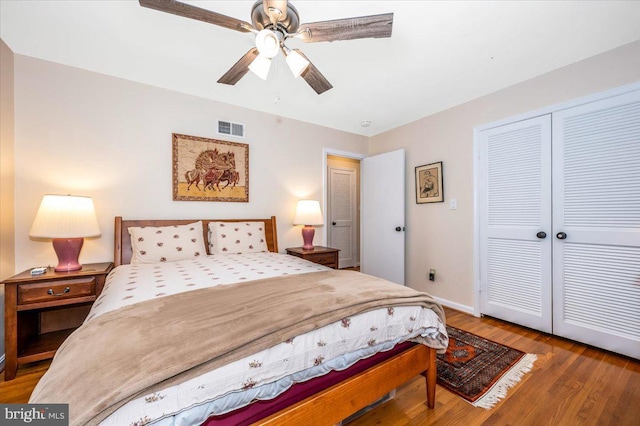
202, 341, 416, 425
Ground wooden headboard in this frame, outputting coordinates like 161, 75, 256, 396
114, 216, 279, 267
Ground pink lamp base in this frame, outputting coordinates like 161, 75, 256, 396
301, 225, 315, 250
52, 238, 84, 272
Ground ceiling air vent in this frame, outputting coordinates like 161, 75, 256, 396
218, 120, 245, 138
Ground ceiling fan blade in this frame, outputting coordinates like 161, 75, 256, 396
139, 0, 253, 33
295, 50, 333, 95
298, 13, 393, 43
217, 48, 259, 86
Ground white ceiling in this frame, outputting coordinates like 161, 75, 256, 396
2, 1, 640, 136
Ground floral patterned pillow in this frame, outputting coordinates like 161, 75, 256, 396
208, 222, 269, 254
129, 221, 207, 264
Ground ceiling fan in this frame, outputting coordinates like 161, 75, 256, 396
139, 0, 394, 94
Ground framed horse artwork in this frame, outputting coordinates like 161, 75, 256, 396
172, 133, 249, 202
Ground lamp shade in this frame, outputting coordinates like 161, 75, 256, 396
29, 195, 101, 238
293, 200, 323, 226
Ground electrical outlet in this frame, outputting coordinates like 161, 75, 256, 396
429, 269, 436, 281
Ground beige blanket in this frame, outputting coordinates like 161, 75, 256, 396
30, 270, 446, 426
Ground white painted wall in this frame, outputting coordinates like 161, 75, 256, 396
0, 39, 15, 362
11, 55, 368, 273
369, 40, 640, 311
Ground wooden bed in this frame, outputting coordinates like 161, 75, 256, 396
113, 216, 437, 425
114, 216, 279, 267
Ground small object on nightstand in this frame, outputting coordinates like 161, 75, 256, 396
286, 246, 340, 269
30, 267, 48, 275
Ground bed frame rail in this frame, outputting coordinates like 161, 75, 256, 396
258, 345, 437, 425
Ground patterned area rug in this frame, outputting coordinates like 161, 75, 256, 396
437, 325, 537, 409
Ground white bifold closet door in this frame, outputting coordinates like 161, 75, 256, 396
478, 115, 553, 333
552, 90, 640, 359
479, 89, 640, 359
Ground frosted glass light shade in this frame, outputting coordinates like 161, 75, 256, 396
293, 200, 323, 226
30, 195, 101, 238
249, 54, 272, 80
255, 29, 280, 58
285, 49, 310, 78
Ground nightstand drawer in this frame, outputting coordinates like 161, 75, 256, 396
286, 247, 340, 270
18, 277, 96, 305
313, 253, 338, 266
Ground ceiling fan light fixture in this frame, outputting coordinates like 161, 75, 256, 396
255, 29, 280, 59
139, 0, 394, 95
284, 48, 310, 78
248, 54, 272, 80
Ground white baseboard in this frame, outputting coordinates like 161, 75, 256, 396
433, 296, 476, 316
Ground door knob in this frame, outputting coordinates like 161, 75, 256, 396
332, 222, 337, 225
536, 232, 547, 239
556, 232, 567, 240
395, 226, 404, 232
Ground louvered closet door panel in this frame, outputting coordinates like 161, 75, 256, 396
479, 115, 552, 333
553, 89, 640, 359
329, 168, 356, 268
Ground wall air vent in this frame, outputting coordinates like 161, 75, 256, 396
218, 120, 245, 138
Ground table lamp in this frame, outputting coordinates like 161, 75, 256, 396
29, 194, 101, 272
293, 200, 324, 250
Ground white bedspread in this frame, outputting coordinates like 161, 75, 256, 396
88, 252, 328, 321
90, 253, 447, 425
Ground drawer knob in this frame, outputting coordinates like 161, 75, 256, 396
47, 287, 70, 297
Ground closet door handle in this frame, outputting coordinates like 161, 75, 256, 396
536, 232, 547, 239
332, 222, 337, 225
556, 232, 567, 240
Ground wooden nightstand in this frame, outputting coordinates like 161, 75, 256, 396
286, 246, 340, 269
2, 262, 113, 380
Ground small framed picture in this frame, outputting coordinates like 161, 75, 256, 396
415, 162, 444, 204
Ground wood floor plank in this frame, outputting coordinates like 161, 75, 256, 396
608, 359, 640, 426
581, 353, 628, 425
2, 307, 639, 425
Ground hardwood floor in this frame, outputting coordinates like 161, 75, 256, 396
349, 308, 640, 426
2, 307, 639, 425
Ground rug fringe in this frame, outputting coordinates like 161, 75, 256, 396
471, 353, 537, 410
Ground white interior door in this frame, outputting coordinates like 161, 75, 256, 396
328, 167, 357, 268
361, 149, 405, 285
552, 90, 640, 359
478, 115, 553, 333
